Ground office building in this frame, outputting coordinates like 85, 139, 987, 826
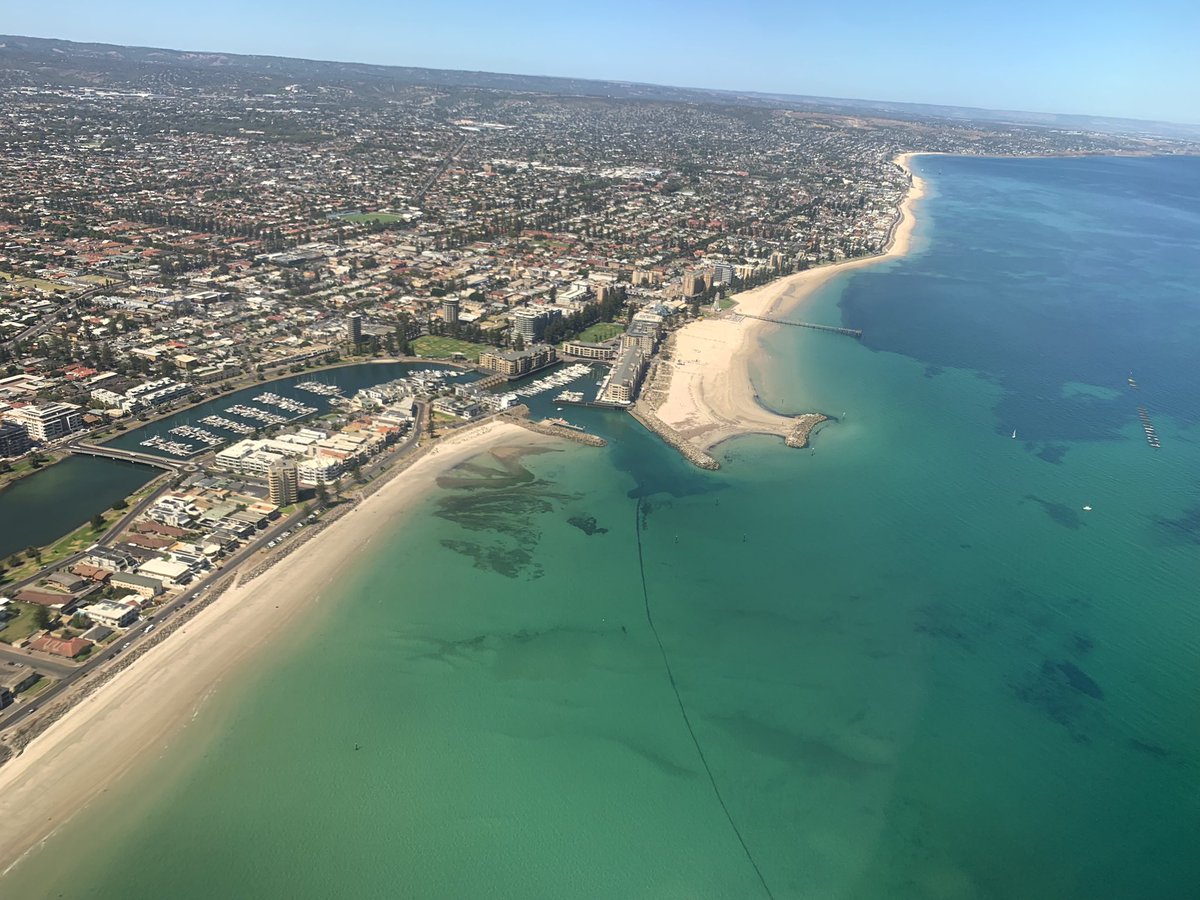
442, 297, 460, 325
347, 312, 363, 343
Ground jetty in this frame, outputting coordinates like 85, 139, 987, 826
503, 407, 607, 447
735, 312, 862, 339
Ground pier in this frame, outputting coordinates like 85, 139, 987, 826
735, 312, 863, 338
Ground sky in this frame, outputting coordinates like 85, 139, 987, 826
4, 0, 1199, 124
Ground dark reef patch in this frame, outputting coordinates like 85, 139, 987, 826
567, 515, 608, 536
434, 446, 578, 579
1013, 658, 1104, 739
1022, 494, 1084, 529
1151, 504, 1200, 545
1036, 444, 1069, 464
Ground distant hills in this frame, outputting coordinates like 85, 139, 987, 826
2, 33, 1198, 141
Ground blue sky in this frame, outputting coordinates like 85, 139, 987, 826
5, 0, 1198, 124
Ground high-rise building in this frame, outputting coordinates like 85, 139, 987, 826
267, 460, 300, 507
513, 307, 560, 342
0, 420, 32, 457
442, 297, 460, 325
347, 312, 363, 343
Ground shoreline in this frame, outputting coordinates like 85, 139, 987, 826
0, 419, 562, 880
639, 153, 927, 456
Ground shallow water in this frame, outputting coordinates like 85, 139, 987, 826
5, 155, 1199, 899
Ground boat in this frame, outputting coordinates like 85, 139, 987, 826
1012, 429, 1017, 439
1082, 505, 1092, 511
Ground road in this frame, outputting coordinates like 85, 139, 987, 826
0, 500, 314, 732
0, 401, 430, 734
1, 279, 126, 354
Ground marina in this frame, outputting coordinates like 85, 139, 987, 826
138, 435, 198, 457
199, 415, 255, 435
511, 364, 592, 399
227, 404, 291, 425
253, 393, 319, 416
169, 425, 224, 447
294, 381, 344, 397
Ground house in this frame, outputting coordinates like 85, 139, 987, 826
83, 599, 139, 629
28, 635, 92, 659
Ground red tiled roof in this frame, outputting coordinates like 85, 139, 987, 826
29, 635, 92, 658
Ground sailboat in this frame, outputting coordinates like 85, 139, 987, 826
1011, 429, 1017, 439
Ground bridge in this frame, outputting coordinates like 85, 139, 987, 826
68, 441, 183, 472
735, 312, 863, 339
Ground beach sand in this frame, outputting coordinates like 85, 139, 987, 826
649, 154, 926, 450
0, 420, 557, 878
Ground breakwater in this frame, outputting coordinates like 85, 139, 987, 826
627, 406, 721, 470
785, 413, 829, 448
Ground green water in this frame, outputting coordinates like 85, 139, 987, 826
4, 157, 1200, 898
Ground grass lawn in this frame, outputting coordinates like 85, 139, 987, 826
717, 297, 738, 310
1, 273, 67, 293
411, 335, 482, 362
343, 212, 407, 224
575, 321, 625, 343
0, 602, 42, 645
22, 675, 55, 697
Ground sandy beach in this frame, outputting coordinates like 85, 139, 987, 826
648, 154, 927, 451
0, 419, 555, 878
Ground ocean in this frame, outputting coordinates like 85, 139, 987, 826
4, 154, 1199, 899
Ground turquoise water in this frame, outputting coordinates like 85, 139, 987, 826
5, 155, 1200, 898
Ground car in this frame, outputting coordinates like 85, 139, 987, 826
145, 624, 155, 634
267, 540, 277, 548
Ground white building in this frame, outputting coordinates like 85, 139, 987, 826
7, 402, 83, 442
85, 599, 140, 628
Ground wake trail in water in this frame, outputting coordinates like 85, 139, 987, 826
633, 498, 774, 900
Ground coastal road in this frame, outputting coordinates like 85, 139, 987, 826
0, 501, 315, 733
1, 401, 434, 733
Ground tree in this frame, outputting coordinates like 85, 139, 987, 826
315, 482, 329, 504
34, 604, 52, 630
513, 333, 525, 351
91, 513, 106, 531
25, 545, 40, 561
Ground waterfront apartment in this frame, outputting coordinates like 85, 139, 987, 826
0, 420, 32, 457
477, 344, 557, 378
5, 402, 83, 442
561, 340, 617, 361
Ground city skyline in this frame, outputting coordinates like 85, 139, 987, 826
4, 0, 1199, 125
